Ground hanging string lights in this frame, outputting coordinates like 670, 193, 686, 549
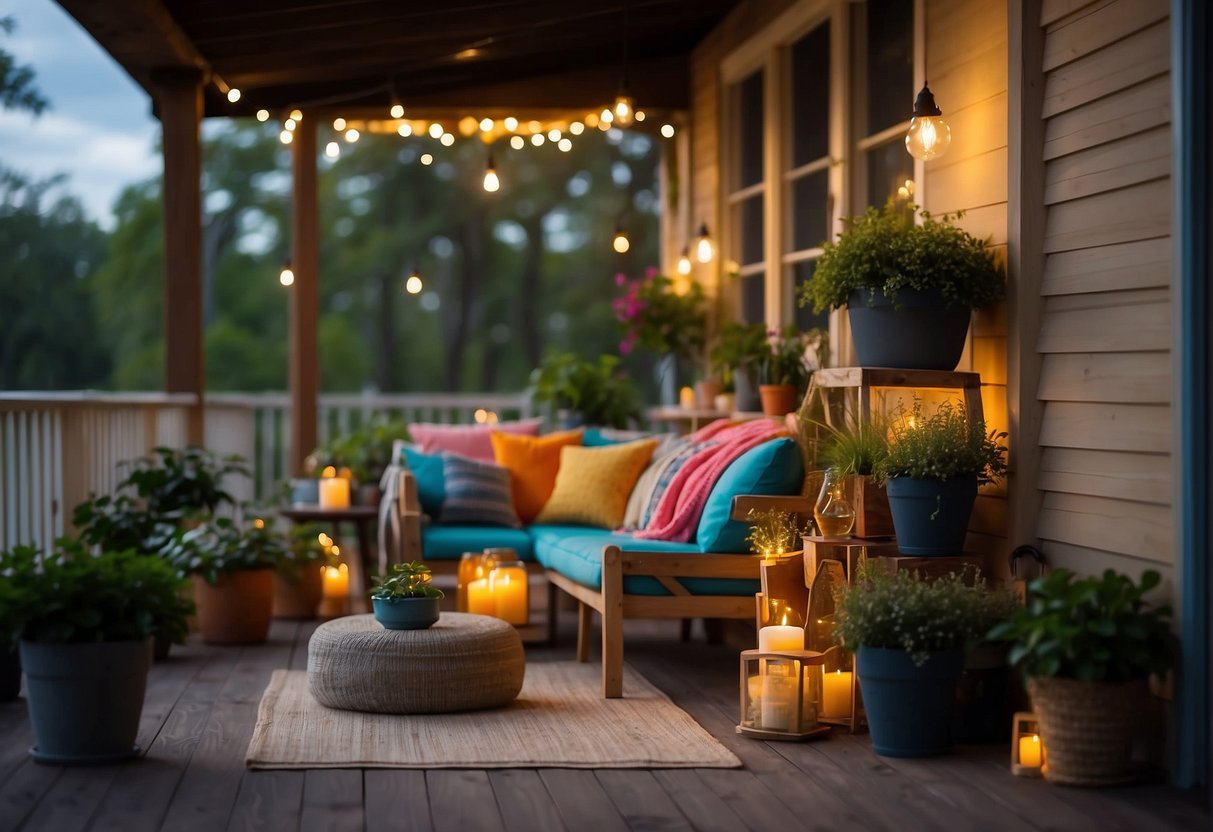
483, 153, 500, 192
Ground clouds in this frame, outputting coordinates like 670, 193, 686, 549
2, 0, 159, 229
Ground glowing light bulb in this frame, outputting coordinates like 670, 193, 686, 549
440, 132, 455, 146
612, 227, 630, 253
226, 88, 241, 103
279, 130, 293, 144
569, 121, 585, 136
677, 248, 692, 275
527, 120, 542, 134
634, 110, 646, 122
510, 135, 525, 150
905, 83, 952, 161
390, 103, 404, 119
661, 123, 675, 138
325, 141, 340, 158
397, 122, 412, 137
479, 117, 494, 132
289, 109, 303, 121
504, 116, 519, 132
429, 123, 444, 139
531, 133, 545, 146
547, 128, 561, 141
558, 138, 572, 152
420, 153, 433, 165
405, 273, 423, 294
345, 128, 360, 143
284, 119, 297, 131
483, 155, 500, 192
256, 109, 269, 122
600, 108, 614, 125
333, 117, 347, 131
695, 223, 714, 263
279, 264, 295, 286
612, 94, 634, 127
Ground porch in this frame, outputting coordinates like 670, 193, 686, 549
1, 616, 1204, 832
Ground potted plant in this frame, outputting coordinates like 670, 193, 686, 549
272, 522, 332, 619
613, 268, 707, 402
311, 419, 411, 504
369, 561, 445, 630
989, 569, 1175, 786
0, 544, 192, 763
817, 418, 892, 538
757, 326, 827, 417
0, 568, 22, 701
834, 563, 1008, 757
710, 321, 770, 412
873, 399, 1007, 555
528, 351, 642, 429
162, 517, 289, 645
800, 199, 1005, 371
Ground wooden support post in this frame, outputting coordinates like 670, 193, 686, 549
289, 117, 319, 475
154, 67, 205, 444
601, 546, 624, 698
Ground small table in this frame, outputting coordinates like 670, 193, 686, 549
279, 504, 379, 602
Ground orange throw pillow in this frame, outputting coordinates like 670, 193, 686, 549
491, 428, 584, 522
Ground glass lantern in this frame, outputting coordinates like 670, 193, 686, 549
1011, 712, 1046, 777
456, 551, 485, 612
488, 559, 529, 625
737, 648, 830, 741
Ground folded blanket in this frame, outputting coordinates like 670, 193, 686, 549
633, 419, 788, 543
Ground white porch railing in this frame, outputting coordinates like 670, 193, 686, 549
1, 390, 533, 553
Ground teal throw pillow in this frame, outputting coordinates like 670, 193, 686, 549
401, 446, 445, 517
695, 437, 804, 553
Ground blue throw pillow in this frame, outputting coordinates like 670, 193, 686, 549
583, 427, 657, 447
401, 446, 446, 517
695, 437, 804, 553
439, 454, 521, 528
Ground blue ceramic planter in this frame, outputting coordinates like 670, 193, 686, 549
372, 596, 441, 630
847, 287, 971, 371
857, 645, 965, 758
885, 474, 978, 555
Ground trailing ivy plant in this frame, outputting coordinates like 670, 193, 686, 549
988, 569, 1175, 682
370, 562, 444, 600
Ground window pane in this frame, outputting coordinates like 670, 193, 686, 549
793, 260, 831, 332
865, 0, 913, 135
791, 22, 830, 167
866, 139, 913, 208
741, 274, 765, 326
739, 70, 765, 188
740, 195, 764, 266
791, 170, 829, 251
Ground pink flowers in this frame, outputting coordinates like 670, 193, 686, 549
612, 268, 707, 363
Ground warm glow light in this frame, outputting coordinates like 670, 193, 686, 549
405, 273, 423, 294
479, 117, 494, 132
333, 117, 347, 131
660, 123, 675, 138
428, 123, 444, 139
279, 130, 293, 144
547, 128, 561, 141
634, 110, 645, 122
279, 265, 295, 286
420, 153, 434, 165
600, 108, 614, 125
474, 408, 489, 424
676, 248, 692, 275
325, 141, 340, 159
585, 111, 599, 128
283, 119, 297, 131
906, 115, 951, 160
558, 138, 572, 152
252, 517, 265, 529
440, 132, 455, 146
458, 116, 479, 136
569, 121, 585, 135
321, 465, 337, 478
612, 229, 630, 253
289, 109, 303, 121
612, 93, 634, 127
455, 47, 480, 60
531, 133, 545, 146
483, 156, 500, 192
226, 88, 241, 103
390, 103, 405, 119
504, 116, 519, 132
256, 109, 269, 122
345, 128, 360, 143
397, 122, 413, 137
695, 223, 714, 263
510, 135, 525, 150
527, 120, 542, 134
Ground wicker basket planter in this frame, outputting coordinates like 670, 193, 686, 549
1028, 676, 1149, 787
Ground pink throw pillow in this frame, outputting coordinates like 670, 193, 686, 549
408, 419, 541, 462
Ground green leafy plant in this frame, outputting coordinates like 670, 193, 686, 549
160, 517, 292, 586
834, 563, 1016, 666
709, 322, 770, 392
815, 418, 890, 476
757, 326, 828, 389
873, 399, 1007, 485
613, 268, 707, 364
308, 418, 411, 485
0, 544, 193, 646
744, 509, 806, 557
370, 561, 444, 600
800, 199, 1005, 314
988, 569, 1175, 682
528, 351, 642, 429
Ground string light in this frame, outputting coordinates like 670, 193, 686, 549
905, 83, 951, 161
547, 128, 562, 141
333, 117, 347, 131
428, 123, 444, 139
279, 130, 293, 144
325, 141, 340, 159
570, 121, 585, 135
289, 109, 303, 121
504, 116, 519, 132
420, 153, 434, 165
510, 135, 525, 150
599, 108, 614, 126
483, 153, 500, 192
227, 88, 241, 103
661, 123, 675, 138
612, 93, 634, 127
405, 268, 423, 294
390, 102, 405, 119
677, 247, 692, 275
531, 133, 545, 146
440, 132, 455, 146
283, 119, 297, 131
256, 109, 269, 122
558, 138, 572, 152
344, 128, 360, 143
695, 223, 714, 263
612, 223, 630, 253
634, 110, 646, 122
479, 117, 494, 132
527, 120, 542, 134
397, 123, 413, 137
279, 261, 295, 286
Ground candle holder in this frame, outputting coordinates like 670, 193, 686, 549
1011, 711, 1046, 777
488, 558, 529, 625
737, 649, 830, 741
456, 551, 485, 612
318, 562, 350, 618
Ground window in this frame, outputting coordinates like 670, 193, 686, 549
853, 0, 915, 208
727, 69, 766, 325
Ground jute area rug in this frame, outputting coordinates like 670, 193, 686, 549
246, 661, 741, 770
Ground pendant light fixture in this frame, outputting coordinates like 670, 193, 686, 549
676, 247, 692, 275
695, 222, 714, 263
612, 1, 635, 128
278, 259, 295, 286
405, 266, 423, 295
904, 83, 952, 161
483, 152, 500, 192
613, 222, 631, 254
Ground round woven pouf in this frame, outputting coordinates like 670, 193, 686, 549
307, 613, 524, 714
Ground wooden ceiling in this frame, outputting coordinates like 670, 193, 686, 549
57, 0, 740, 120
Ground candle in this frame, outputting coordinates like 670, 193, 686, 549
822, 669, 852, 718
466, 578, 493, 615
679, 386, 696, 409
318, 476, 350, 509
490, 563, 529, 625
1018, 734, 1042, 769
761, 662, 796, 731
321, 563, 349, 599
758, 624, 803, 653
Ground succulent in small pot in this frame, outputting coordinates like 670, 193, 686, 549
370, 561, 445, 630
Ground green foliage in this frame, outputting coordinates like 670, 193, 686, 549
873, 400, 1007, 485
614, 269, 707, 365
0, 544, 193, 646
801, 199, 1005, 314
744, 509, 805, 557
310, 418, 411, 484
834, 563, 1017, 666
528, 351, 642, 429
160, 517, 292, 586
370, 561, 444, 600
0, 17, 49, 115
816, 418, 889, 477
757, 326, 827, 388
989, 569, 1175, 682
709, 322, 769, 391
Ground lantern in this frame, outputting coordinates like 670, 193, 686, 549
1011, 711, 1046, 777
737, 648, 829, 741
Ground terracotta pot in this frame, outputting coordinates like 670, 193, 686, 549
695, 379, 722, 409
853, 474, 894, 538
273, 563, 324, 619
193, 570, 275, 645
758, 384, 799, 417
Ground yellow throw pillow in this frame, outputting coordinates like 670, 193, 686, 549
491, 428, 584, 523
536, 440, 659, 529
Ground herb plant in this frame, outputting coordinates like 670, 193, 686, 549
370, 562, 444, 600
988, 569, 1175, 682
873, 399, 1007, 485
816, 418, 890, 477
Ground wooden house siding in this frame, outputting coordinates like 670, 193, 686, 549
1033, 0, 1174, 586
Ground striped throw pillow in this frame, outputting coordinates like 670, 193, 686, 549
438, 454, 521, 528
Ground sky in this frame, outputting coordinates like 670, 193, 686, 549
1, 0, 160, 230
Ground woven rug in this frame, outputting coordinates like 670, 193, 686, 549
246, 661, 741, 769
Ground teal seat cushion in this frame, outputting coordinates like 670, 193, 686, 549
696, 437, 805, 553
401, 446, 445, 516
421, 525, 535, 561
531, 524, 758, 596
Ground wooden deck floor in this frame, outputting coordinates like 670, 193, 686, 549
1, 616, 1207, 832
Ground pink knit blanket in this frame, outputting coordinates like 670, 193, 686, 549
633, 419, 788, 543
